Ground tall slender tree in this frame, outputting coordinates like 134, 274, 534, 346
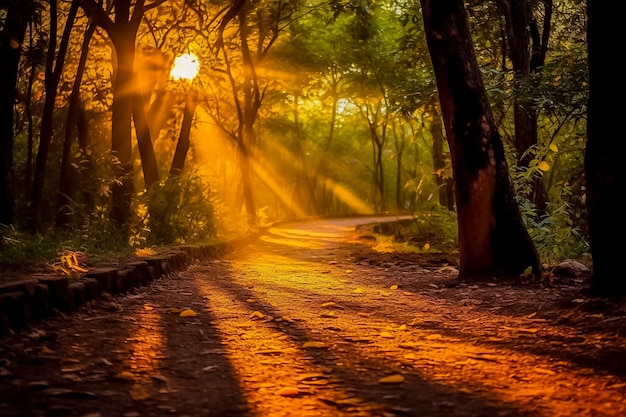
420, 0, 543, 279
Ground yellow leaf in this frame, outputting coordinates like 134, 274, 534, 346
321, 302, 337, 308
379, 331, 394, 338
276, 386, 300, 397
357, 312, 370, 317
303, 341, 326, 348
538, 161, 550, 172
423, 243, 430, 251
246, 298, 256, 303
389, 285, 398, 290
179, 309, 197, 317
345, 269, 353, 274
115, 371, 135, 381
549, 143, 558, 153
354, 288, 364, 294
143, 305, 154, 311
398, 324, 407, 331
250, 311, 264, 319
378, 374, 404, 384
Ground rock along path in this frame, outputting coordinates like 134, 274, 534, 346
1, 215, 625, 417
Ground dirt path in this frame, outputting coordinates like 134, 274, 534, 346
1, 217, 625, 417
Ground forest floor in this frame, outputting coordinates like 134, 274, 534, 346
1, 216, 626, 417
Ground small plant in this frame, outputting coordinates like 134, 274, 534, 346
138, 171, 220, 246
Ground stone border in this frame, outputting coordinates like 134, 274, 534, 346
0, 237, 252, 338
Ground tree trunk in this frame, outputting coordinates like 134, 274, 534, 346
132, 90, 160, 188
169, 91, 197, 177
496, 0, 550, 213
585, 1, 625, 296
30, 0, 77, 232
56, 13, 95, 228
109, 33, 136, 234
420, 0, 542, 279
0, 2, 29, 226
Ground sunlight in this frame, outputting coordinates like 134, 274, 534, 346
200, 250, 626, 417
170, 53, 200, 81
125, 305, 165, 401
322, 177, 373, 214
259, 138, 374, 215
249, 151, 309, 219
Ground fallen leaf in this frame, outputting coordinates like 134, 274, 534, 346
246, 298, 256, 303
303, 341, 326, 348
379, 331, 394, 338
389, 285, 398, 290
378, 374, 404, 384
115, 371, 135, 381
169, 307, 181, 313
276, 386, 300, 397
179, 309, 197, 317
354, 288, 364, 294
250, 311, 264, 319
321, 302, 337, 308
357, 312, 370, 317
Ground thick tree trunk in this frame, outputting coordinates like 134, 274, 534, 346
0, 2, 29, 226
109, 35, 136, 234
420, 0, 542, 279
585, 1, 625, 296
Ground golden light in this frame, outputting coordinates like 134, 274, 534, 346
170, 53, 200, 81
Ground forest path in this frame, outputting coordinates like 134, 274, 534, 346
1, 216, 625, 417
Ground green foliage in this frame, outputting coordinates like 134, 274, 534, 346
513, 147, 589, 264
379, 211, 458, 253
138, 172, 219, 246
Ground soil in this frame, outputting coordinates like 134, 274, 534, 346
1, 216, 625, 417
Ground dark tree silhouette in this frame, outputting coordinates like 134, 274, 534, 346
585, 1, 625, 296
0, 0, 36, 226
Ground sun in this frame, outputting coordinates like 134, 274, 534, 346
170, 53, 200, 81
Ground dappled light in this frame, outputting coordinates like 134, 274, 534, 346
1, 219, 623, 416
125, 306, 166, 401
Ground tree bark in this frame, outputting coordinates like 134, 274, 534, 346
0, 2, 29, 226
585, 1, 625, 296
420, 0, 542, 279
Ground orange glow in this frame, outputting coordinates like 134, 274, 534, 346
170, 53, 200, 81
125, 305, 166, 401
